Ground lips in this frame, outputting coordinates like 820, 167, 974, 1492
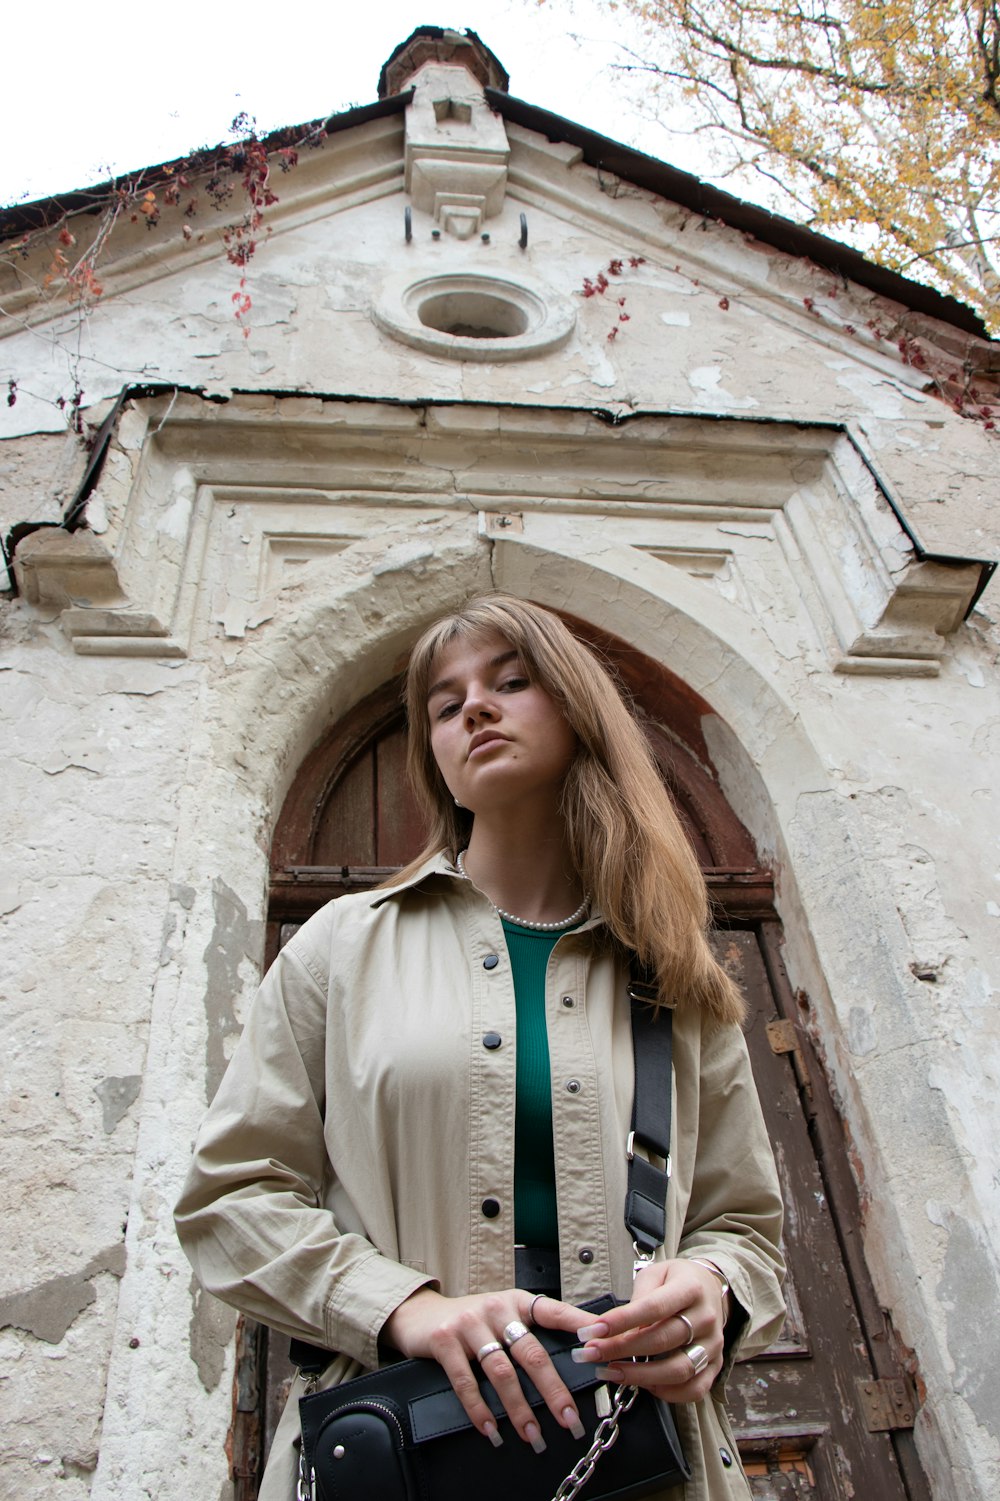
468, 731, 509, 757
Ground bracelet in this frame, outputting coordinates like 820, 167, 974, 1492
689, 1257, 729, 1297
689, 1258, 731, 1320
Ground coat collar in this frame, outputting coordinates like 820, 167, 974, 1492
370, 848, 606, 932
368, 849, 461, 906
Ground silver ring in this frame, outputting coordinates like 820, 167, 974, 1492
685, 1343, 709, 1377
502, 1320, 530, 1348
527, 1293, 547, 1324
477, 1340, 504, 1363
676, 1312, 695, 1345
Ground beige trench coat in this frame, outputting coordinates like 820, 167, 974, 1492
175, 853, 785, 1501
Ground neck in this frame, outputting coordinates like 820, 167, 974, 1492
461, 814, 585, 926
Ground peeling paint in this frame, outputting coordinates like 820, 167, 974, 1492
1, 62, 998, 1501
0, 1245, 126, 1344
848, 1006, 878, 1056
687, 365, 759, 409
202, 878, 262, 1099
937, 1214, 1000, 1441
94, 1075, 142, 1134
187, 1274, 235, 1393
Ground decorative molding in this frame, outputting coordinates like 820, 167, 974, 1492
22, 394, 988, 671
404, 62, 509, 238
13, 526, 184, 656
373, 270, 576, 361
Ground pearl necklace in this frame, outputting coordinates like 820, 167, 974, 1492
455, 850, 589, 931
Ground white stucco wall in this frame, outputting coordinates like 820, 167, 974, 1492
2, 51, 998, 1501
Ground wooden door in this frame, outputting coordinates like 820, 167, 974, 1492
230, 644, 928, 1501
719, 929, 925, 1499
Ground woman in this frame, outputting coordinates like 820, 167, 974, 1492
176, 594, 785, 1500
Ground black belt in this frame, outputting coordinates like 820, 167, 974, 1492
514, 1245, 561, 1296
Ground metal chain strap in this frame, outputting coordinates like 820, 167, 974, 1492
551, 1383, 638, 1501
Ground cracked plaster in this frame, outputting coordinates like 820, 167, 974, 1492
2, 466, 998, 1501
1, 58, 998, 1501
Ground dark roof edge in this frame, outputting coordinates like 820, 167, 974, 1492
2, 79, 988, 342
0, 94, 411, 242
323, 90, 412, 135
488, 89, 990, 342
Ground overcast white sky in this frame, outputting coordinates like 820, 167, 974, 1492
2, 0, 719, 208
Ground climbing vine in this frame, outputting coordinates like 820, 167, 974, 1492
599, 245, 997, 429
579, 255, 646, 340
0, 112, 325, 422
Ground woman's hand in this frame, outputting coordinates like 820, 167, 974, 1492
570, 1259, 728, 1402
383, 1287, 590, 1451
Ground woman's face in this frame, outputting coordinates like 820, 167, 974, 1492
425, 630, 578, 818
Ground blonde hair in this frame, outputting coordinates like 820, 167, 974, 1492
397, 595, 744, 1026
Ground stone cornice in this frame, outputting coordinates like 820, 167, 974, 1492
13, 392, 991, 668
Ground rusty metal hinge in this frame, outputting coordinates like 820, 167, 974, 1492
766, 1017, 813, 1105
857, 1377, 917, 1432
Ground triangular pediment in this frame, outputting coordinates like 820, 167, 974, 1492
2, 42, 995, 593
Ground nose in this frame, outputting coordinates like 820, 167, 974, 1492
463, 682, 497, 726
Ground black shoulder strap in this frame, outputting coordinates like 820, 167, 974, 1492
625, 958, 673, 1257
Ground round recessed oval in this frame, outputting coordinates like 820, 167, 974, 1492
374, 271, 576, 362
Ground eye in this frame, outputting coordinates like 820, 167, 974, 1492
499, 675, 529, 692
434, 700, 461, 720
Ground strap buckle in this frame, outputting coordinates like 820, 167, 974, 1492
632, 1241, 655, 1280
625, 1130, 670, 1178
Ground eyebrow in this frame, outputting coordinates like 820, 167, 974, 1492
426, 649, 522, 702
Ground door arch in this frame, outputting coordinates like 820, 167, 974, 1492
232, 616, 928, 1501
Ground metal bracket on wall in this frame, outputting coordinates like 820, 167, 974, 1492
857, 1377, 917, 1432
479, 510, 524, 536
766, 1017, 813, 1108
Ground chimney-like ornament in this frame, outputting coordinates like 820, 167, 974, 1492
378, 26, 509, 98
380, 27, 511, 239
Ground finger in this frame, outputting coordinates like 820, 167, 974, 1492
477, 1340, 554, 1449
426, 1305, 525, 1446
577, 1286, 691, 1341
506, 1331, 586, 1443
443, 1321, 583, 1451
432, 1343, 509, 1447
594, 1346, 724, 1402
528, 1294, 593, 1333
574, 1310, 706, 1364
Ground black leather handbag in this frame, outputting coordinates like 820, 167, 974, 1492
296, 964, 688, 1501
297, 1292, 688, 1500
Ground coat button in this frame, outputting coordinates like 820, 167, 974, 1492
481, 1198, 501, 1219
482, 1032, 502, 1050
578, 1246, 594, 1264
720, 1448, 733, 1468
565, 1078, 581, 1093
561, 995, 575, 1008
483, 954, 499, 970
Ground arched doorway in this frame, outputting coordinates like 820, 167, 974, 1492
232, 617, 928, 1501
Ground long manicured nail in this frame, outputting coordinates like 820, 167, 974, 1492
571, 1345, 601, 1363
594, 1365, 621, 1381
562, 1406, 586, 1441
525, 1421, 547, 1454
576, 1321, 609, 1340
483, 1420, 503, 1448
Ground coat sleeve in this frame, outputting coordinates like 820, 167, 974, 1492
173, 934, 433, 1370
677, 1015, 786, 1373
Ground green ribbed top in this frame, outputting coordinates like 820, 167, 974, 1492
501, 917, 561, 1248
